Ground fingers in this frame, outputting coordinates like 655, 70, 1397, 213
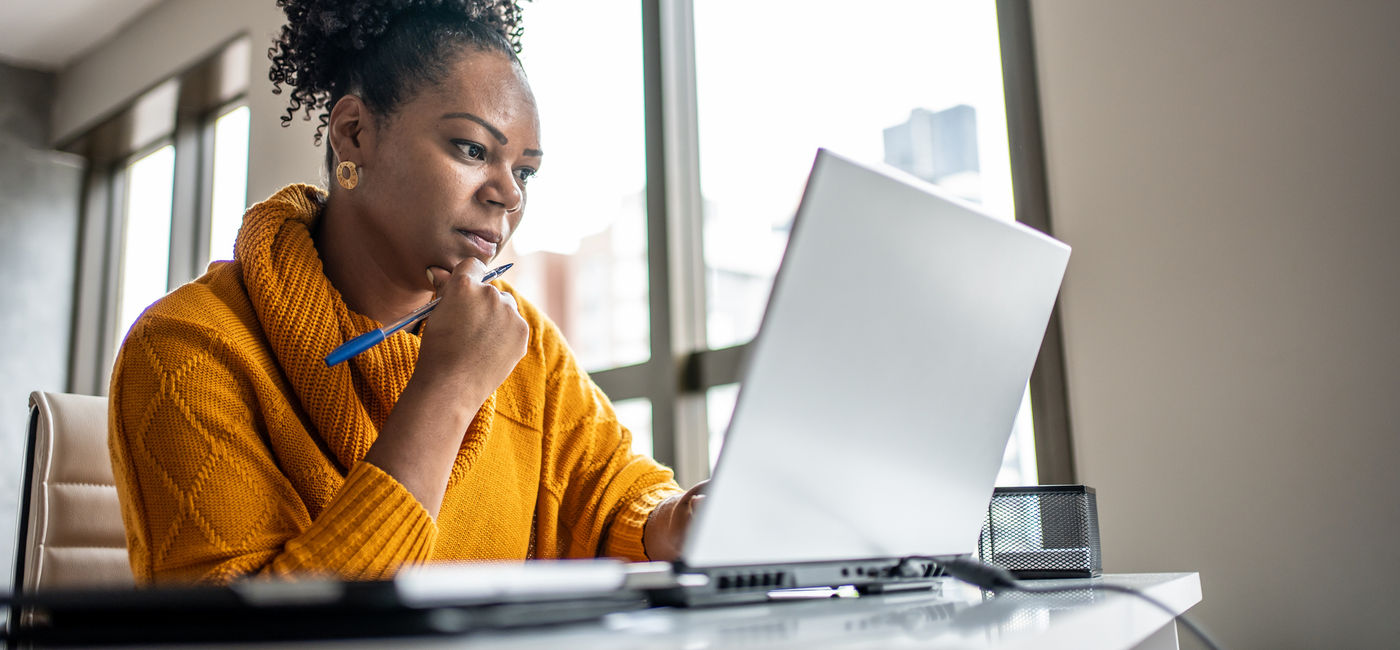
498, 289, 519, 312
458, 257, 488, 283
679, 479, 708, 503
643, 483, 712, 562
676, 480, 709, 518
429, 259, 500, 293
425, 261, 490, 304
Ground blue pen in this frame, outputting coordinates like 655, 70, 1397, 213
324, 263, 514, 367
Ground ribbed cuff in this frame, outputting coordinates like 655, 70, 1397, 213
603, 484, 683, 561
272, 461, 438, 580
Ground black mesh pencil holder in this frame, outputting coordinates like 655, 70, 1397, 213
977, 485, 1102, 579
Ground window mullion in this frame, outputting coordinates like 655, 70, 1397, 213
168, 105, 203, 290
591, 363, 655, 402
192, 112, 219, 276
658, 0, 710, 485
658, 0, 706, 356
68, 167, 114, 396
97, 167, 127, 395
642, 0, 709, 485
641, 0, 678, 472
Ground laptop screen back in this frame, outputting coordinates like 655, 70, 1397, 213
683, 150, 1070, 568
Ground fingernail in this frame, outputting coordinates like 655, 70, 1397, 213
425, 268, 435, 285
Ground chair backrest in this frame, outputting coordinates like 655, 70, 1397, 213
13, 391, 133, 593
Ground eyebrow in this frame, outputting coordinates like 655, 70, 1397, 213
441, 112, 543, 157
442, 112, 508, 144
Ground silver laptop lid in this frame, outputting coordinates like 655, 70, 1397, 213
683, 149, 1070, 568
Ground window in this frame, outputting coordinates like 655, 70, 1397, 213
612, 397, 654, 458
509, 0, 650, 373
705, 383, 739, 471
109, 102, 250, 351
691, 0, 1033, 485
510, 1, 1066, 487
67, 37, 251, 395
207, 104, 251, 263
695, 1, 1014, 348
113, 144, 176, 351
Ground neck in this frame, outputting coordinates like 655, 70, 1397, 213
316, 194, 432, 325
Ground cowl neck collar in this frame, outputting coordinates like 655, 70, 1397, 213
235, 184, 494, 482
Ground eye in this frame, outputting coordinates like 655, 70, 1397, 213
516, 168, 537, 185
453, 140, 485, 160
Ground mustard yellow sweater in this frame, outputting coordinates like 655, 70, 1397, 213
108, 184, 681, 584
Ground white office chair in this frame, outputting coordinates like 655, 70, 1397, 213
12, 391, 133, 594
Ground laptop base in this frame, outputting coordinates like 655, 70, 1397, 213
651, 556, 959, 608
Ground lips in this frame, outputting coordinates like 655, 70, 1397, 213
455, 228, 500, 259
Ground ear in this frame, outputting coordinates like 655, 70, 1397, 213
326, 95, 379, 168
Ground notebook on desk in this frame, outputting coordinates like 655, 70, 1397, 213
654, 149, 1071, 606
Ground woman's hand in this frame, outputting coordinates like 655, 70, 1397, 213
644, 480, 708, 561
419, 258, 530, 403
362, 258, 528, 517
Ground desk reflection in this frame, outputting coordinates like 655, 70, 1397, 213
302, 574, 1193, 650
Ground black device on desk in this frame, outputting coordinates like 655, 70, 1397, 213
4, 560, 654, 645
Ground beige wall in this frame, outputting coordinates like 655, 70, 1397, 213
1032, 1, 1399, 647
53, 0, 322, 201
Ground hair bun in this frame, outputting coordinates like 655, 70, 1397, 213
269, 0, 526, 144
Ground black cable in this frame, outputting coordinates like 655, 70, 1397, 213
927, 556, 1225, 650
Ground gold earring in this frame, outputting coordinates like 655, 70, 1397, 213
336, 160, 359, 190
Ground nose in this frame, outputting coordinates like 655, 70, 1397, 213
477, 165, 523, 213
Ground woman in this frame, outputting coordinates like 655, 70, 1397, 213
108, 0, 700, 584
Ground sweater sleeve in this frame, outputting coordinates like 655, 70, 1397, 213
108, 315, 437, 584
532, 316, 684, 561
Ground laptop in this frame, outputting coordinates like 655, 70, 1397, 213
654, 149, 1071, 606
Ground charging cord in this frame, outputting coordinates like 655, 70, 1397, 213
922, 557, 1224, 650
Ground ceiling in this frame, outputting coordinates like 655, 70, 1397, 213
0, 0, 165, 71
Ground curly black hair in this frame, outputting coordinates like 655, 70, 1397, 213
268, 0, 528, 147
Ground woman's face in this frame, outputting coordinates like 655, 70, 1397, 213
347, 48, 541, 291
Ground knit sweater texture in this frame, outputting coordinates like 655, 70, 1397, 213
108, 184, 681, 584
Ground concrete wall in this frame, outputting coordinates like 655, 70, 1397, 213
1031, 1, 1400, 647
52, 0, 322, 201
0, 61, 82, 597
